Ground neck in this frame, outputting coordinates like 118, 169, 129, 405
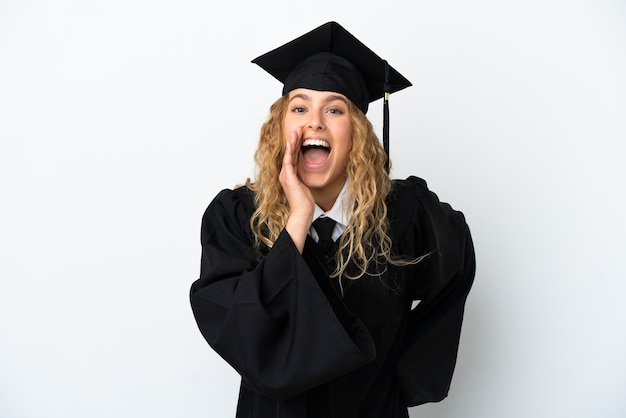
311, 176, 347, 212
313, 193, 337, 212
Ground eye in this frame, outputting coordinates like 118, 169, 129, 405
327, 107, 343, 115
291, 106, 306, 113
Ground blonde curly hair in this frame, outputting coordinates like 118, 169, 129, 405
246, 95, 412, 280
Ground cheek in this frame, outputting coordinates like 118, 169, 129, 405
336, 135, 352, 165
283, 114, 297, 130
334, 121, 352, 143
342, 128, 354, 164
342, 127, 353, 154
282, 118, 295, 142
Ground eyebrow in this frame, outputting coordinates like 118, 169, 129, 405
288, 93, 349, 105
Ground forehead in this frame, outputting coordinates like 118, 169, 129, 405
288, 88, 349, 102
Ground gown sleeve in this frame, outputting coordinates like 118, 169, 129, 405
189, 187, 376, 401
393, 176, 476, 406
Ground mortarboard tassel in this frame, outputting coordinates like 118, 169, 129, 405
383, 60, 390, 173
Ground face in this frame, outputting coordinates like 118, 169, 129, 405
283, 88, 353, 203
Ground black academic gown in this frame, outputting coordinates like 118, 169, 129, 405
190, 176, 475, 418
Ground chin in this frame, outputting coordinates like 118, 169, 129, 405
305, 175, 348, 195
301, 175, 329, 190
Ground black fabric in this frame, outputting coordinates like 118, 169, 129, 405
311, 216, 339, 278
313, 216, 336, 243
252, 21, 411, 114
190, 176, 476, 418
313, 216, 337, 256
284, 53, 370, 113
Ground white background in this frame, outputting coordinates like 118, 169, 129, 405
1, 1, 625, 417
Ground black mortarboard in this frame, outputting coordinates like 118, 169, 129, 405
252, 22, 412, 171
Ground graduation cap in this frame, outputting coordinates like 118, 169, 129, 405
252, 21, 412, 171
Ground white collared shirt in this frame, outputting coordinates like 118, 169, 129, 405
310, 180, 351, 243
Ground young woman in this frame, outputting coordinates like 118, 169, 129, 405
190, 22, 475, 418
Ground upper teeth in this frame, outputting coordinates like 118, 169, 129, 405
302, 139, 330, 148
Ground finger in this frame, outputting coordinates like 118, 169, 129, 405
289, 128, 302, 167
283, 138, 291, 163
282, 140, 294, 176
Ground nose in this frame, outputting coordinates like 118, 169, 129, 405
307, 112, 324, 131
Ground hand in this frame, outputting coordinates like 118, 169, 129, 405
279, 128, 314, 252
280, 128, 315, 216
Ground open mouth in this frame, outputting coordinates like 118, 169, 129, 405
301, 138, 331, 166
